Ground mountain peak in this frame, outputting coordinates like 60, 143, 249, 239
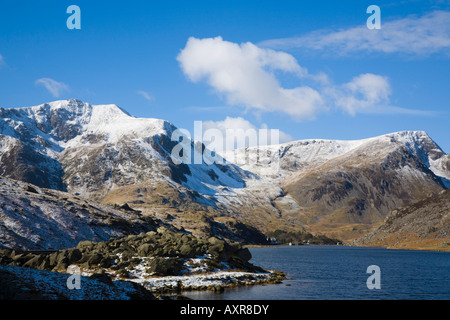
4, 99, 176, 145
384, 130, 444, 161
387, 130, 431, 141
29, 99, 132, 120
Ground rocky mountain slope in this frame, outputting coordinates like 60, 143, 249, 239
0, 176, 163, 250
353, 189, 450, 251
1, 99, 449, 245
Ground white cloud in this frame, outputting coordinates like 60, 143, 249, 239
202, 116, 293, 150
325, 73, 435, 116
330, 73, 392, 116
178, 37, 433, 120
35, 78, 69, 98
177, 36, 325, 120
137, 90, 154, 101
259, 10, 450, 56
0, 54, 5, 67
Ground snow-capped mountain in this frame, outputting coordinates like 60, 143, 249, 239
221, 130, 449, 187
221, 131, 449, 240
0, 99, 448, 243
0, 99, 251, 200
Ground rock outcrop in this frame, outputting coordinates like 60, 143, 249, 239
352, 189, 450, 251
0, 227, 286, 296
0, 227, 257, 276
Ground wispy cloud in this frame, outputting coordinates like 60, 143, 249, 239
35, 78, 69, 98
137, 90, 154, 101
259, 10, 450, 57
354, 105, 438, 116
328, 73, 392, 116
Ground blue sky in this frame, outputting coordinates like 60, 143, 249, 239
0, 0, 449, 151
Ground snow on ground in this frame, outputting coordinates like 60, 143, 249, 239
0, 264, 143, 300
132, 271, 274, 292
78, 253, 276, 293
127, 254, 275, 292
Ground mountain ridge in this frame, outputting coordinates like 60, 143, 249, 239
1, 99, 448, 246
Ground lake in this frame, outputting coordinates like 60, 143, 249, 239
180, 245, 450, 300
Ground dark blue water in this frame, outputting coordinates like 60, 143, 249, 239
182, 246, 450, 300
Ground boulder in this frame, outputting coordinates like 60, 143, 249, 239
11, 253, 34, 265
144, 231, 158, 240
90, 270, 114, 286
207, 237, 226, 258
79, 253, 103, 267
179, 244, 197, 258
67, 249, 82, 263
0, 249, 12, 264
235, 248, 252, 262
54, 257, 70, 271
77, 240, 95, 251
137, 244, 154, 257
48, 252, 60, 267
149, 257, 183, 276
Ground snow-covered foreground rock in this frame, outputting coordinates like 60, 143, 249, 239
0, 227, 286, 299
0, 264, 155, 300
0, 262, 282, 300
134, 270, 282, 292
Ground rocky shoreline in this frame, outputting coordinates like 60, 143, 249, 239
133, 270, 286, 294
0, 227, 286, 299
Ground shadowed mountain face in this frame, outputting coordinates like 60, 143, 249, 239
352, 189, 450, 251
0, 99, 449, 245
0, 137, 66, 191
